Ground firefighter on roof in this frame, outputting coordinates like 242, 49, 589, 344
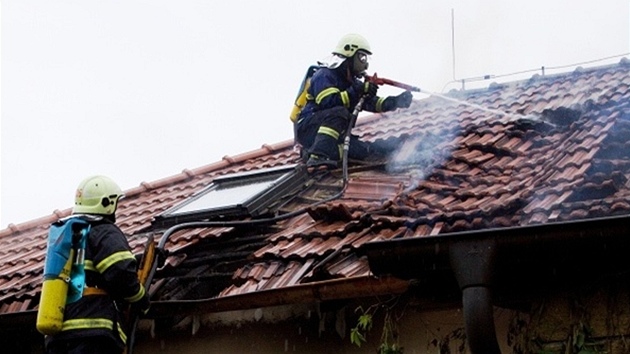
45, 176, 150, 354
295, 33, 413, 171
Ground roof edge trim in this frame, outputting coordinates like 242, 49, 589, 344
148, 275, 409, 318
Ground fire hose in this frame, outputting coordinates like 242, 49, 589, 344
364, 72, 422, 93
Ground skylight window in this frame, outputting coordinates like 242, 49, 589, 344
154, 165, 307, 226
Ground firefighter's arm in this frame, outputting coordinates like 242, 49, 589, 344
128, 285, 150, 316
315, 81, 378, 110
310, 70, 372, 110
363, 95, 388, 113
98, 250, 150, 312
92, 226, 150, 314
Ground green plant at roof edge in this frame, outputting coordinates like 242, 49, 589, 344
350, 297, 404, 354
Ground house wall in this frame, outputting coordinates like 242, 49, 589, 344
519, 281, 630, 354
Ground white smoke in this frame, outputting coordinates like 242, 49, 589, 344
385, 127, 458, 191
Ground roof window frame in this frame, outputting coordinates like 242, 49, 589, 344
154, 164, 307, 227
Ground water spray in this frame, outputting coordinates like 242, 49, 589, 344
424, 90, 529, 120
365, 72, 527, 120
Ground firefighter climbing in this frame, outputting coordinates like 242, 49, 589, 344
292, 33, 415, 172
39, 175, 150, 354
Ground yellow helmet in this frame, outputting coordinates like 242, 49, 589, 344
73, 175, 124, 215
332, 33, 372, 58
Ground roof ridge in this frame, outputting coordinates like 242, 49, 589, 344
124, 139, 295, 197
447, 57, 630, 97
0, 209, 70, 237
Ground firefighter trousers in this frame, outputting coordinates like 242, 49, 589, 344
296, 106, 372, 161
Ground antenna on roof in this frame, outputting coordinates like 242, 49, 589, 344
444, 8, 496, 91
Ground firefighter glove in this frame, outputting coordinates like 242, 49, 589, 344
352, 81, 378, 99
382, 91, 413, 111
395, 90, 413, 108
363, 81, 379, 98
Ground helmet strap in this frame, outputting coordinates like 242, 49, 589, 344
104, 213, 116, 223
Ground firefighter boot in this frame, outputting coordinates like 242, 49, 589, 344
307, 128, 340, 172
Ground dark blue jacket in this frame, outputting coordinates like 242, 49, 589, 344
298, 65, 388, 121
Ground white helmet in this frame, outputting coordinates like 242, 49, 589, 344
73, 175, 124, 215
332, 33, 372, 58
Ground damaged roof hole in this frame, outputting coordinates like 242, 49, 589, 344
512, 106, 583, 134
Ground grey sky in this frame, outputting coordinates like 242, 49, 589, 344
2, 0, 629, 226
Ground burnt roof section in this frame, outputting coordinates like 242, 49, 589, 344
1, 60, 630, 316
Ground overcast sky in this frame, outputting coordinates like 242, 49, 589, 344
2, 0, 629, 227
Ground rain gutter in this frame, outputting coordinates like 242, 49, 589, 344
148, 275, 409, 319
362, 214, 630, 354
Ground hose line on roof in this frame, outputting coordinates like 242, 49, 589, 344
342, 96, 366, 185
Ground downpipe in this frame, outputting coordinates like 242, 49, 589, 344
449, 238, 501, 354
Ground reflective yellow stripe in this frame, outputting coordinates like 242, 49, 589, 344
340, 91, 350, 107
96, 251, 135, 274
62, 318, 127, 344
318, 126, 340, 140
125, 284, 145, 303
62, 318, 113, 331
84, 260, 96, 272
315, 87, 340, 105
118, 322, 127, 343
376, 97, 386, 111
